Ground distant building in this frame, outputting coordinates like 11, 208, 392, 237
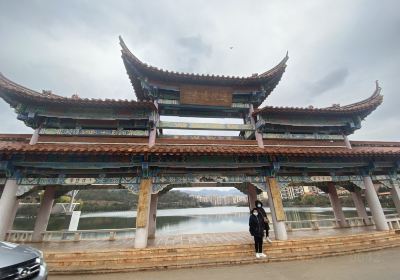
281, 185, 323, 200
192, 195, 248, 206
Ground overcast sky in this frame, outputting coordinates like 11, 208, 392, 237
0, 0, 399, 140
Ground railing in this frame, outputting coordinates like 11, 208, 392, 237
5, 214, 399, 242
284, 217, 370, 231
5, 228, 136, 242
5, 230, 33, 242
385, 213, 400, 229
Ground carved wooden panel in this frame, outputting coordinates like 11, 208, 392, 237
136, 179, 152, 228
180, 85, 233, 107
267, 177, 286, 221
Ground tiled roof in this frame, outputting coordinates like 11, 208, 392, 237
0, 134, 399, 158
254, 81, 383, 117
0, 73, 156, 109
120, 36, 288, 101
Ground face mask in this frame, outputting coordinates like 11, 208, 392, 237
257, 204, 261, 207
253, 212, 258, 216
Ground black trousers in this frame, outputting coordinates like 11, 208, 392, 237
265, 224, 270, 237
254, 236, 263, 253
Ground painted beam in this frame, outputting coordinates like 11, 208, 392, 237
148, 162, 267, 168
263, 133, 345, 140
277, 174, 399, 189
22, 105, 152, 120
18, 177, 141, 186
159, 121, 254, 131
39, 128, 148, 137
14, 162, 138, 169
280, 162, 368, 169
257, 116, 354, 128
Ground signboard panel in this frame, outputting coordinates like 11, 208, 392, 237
310, 176, 333, 182
180, 85, 233, 107
267, 177, 286, 221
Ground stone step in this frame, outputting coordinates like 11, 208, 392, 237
45, 232, 400, 273
45, 232, 399, 262
47, 237, 400, 268
46, 237, 398, 266
49, 241, 400, 274
269, 242, 400, 262
271, 240, 400, 259
46, 234, 400, 272
268, 231, 393, 247
45, 231, 393, 260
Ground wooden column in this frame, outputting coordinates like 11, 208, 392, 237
351, 188, 371, 225
148, 193, 158, 239
148, 100, 159, 148
249, 104, 264, 148
6, 199, 20, 233
327, 183, 349, 227
343, 135, 352, 149
32, 186, 56, 242
266, 177, 287, 240
247, 184, 257, 210
390, 180, 400, 216
134, 179, 152, 248
0, 179, 18, 240
363, 175, 389, 231
148, 128, 156, 147
29, 128, 40, 145
255, 132, 264, 149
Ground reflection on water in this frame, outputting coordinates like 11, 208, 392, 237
12, 206, 395, 235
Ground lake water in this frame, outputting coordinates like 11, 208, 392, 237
13, 206, 396, 235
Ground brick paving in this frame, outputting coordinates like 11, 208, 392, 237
28, 226, 376, 253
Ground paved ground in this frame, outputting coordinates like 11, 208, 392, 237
30, 226, 376, 252
50, 246, 400, 280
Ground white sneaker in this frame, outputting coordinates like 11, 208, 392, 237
255, 253, 261, 258
260, 253, 267, 258
266, 237, 272, 243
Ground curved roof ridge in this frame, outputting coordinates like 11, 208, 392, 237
0, 72, 64, 99
0, 72, 156, 108
338, 81, 382, 110
119, 36, 288, 81
119, 35, 144, 67
254, 82, 383, 116
258, 51, 289, 78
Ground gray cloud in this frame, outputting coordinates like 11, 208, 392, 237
307, 68, 349, 96
176, 35, 212, 72
0, 0, 399, 140
177, 35, 212, 56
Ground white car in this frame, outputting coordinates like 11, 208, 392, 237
0, 241, 47, 279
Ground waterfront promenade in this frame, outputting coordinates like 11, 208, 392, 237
29, 226, 376, 252
25, 227, 400, 274
51, 246, 400, 280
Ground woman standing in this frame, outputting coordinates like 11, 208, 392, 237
255, 200, 272, 243
249, 208, 267, 258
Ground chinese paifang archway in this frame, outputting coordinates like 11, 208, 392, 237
0, 37, 399, 248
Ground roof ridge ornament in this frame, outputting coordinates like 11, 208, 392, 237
71, 93, 81, 100
375, 80, 381, 92
42, 90, 52, 96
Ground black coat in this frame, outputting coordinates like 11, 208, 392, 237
255, 200, 270, 231
249, 214, 265, 237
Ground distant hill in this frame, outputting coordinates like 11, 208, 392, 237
178, 188, 244, 197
